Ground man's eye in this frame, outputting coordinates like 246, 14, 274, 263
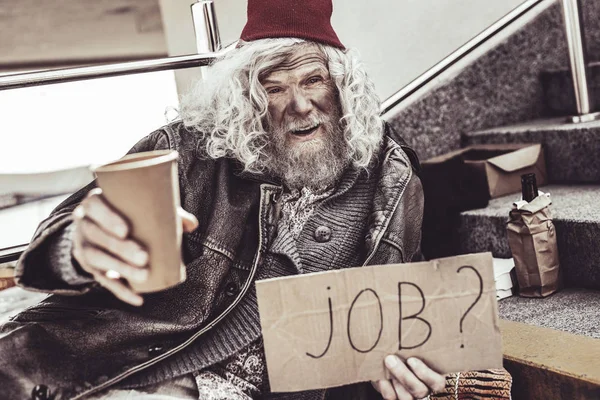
267, 87, 282, 94
307, 76, 322, 84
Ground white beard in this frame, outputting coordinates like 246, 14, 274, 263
261, 113, 349, 190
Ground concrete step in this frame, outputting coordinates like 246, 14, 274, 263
463, 118, 600, 182
500, 317, 600, 400
499, 289, 600, 399
457, 184, 600, 290
541, 61, 600, 116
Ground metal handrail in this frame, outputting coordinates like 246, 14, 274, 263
0, 1, 549, 98
380, 0, 547, 116
0, 0, 550, 263
0, 52, 221, 91
0, 0, 226, 91
0, 244, 28, 265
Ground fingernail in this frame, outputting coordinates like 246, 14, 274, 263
131, 296, 144, 306
407, 358, 418, 368
134, 250, 148, 266
385, 355, 399, 368
116, 226, 128, 238
73, 207, 85, 219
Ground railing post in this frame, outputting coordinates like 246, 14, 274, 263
191, 0, 222, 53
191, 0, 222, 81
561, 0, 600, 123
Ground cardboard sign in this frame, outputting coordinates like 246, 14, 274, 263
256, 253, 502, 392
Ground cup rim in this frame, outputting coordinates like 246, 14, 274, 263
92, 150, 178, 173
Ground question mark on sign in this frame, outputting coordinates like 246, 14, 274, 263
456, 265, 483, 348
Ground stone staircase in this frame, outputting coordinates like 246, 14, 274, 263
456, 59, 600, 396
456, 75, 600, 399
384, 0, 600, 397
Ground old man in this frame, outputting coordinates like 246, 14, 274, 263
0, 0, 444, 399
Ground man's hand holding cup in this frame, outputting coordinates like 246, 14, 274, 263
72, 188, 198, 306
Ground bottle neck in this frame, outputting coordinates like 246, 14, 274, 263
522, 185, 538, 202
521, 173, 539, 202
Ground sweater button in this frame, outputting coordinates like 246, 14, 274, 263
31, 385, 50, 400
224, 282, 239, 297
314, 226, 332, 242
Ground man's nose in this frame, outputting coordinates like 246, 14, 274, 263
288, 88, 313, 116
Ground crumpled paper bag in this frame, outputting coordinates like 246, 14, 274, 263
506, 192, 561, 297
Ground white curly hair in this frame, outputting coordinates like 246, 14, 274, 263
179, 38, 384, 174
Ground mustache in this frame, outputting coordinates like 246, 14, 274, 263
279, 114, 329, 132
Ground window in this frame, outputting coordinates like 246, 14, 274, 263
0, 70, 179, 250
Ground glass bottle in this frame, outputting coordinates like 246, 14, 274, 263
521, 173, 539, 202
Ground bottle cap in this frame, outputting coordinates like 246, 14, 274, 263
521, 173, 537, 185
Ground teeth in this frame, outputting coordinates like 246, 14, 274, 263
293, 123, 319, 132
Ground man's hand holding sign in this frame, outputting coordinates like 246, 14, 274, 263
256, 253, 502, 395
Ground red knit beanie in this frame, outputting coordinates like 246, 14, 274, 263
240, 0, 345, 49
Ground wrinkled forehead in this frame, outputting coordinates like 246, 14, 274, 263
260, 46, 329, 81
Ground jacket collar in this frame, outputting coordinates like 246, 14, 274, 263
363, 135, 415, 263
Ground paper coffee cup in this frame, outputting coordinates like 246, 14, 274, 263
92, 150, 184, 293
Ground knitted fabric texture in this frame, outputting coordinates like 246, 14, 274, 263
280, 186, 336, 239
117, 167, 375, 400
240, 0, 345, 49
191, 186, 335, 397
194, 338, 268, 399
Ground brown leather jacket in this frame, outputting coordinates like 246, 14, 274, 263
0, 122, 423, 400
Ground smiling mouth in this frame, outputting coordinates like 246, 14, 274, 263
291, 123, 320, 137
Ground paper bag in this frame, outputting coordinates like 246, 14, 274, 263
506, 193, 561, 297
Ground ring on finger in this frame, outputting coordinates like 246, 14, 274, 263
105, 270, 122, 280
